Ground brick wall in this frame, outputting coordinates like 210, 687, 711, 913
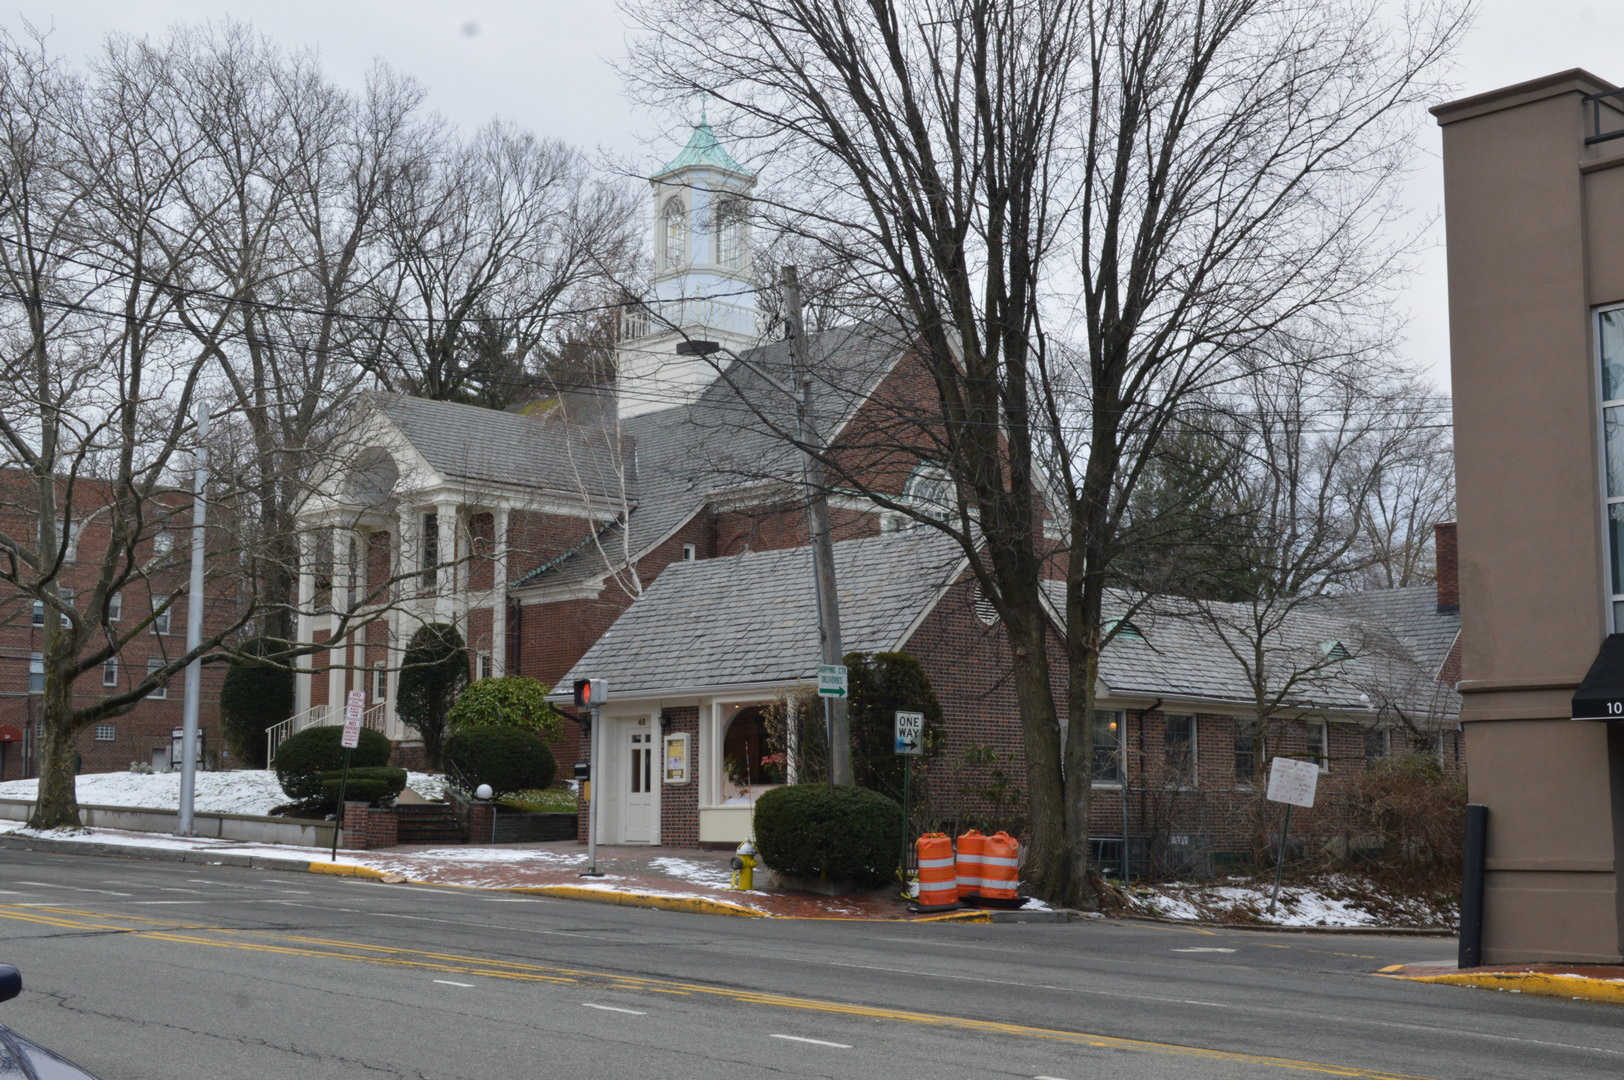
339, 802, 398, 850
658, 707, 700, 846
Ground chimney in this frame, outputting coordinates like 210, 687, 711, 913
1434, 522, 1458, 615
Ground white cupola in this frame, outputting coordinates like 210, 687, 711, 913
618, 119, 760, 419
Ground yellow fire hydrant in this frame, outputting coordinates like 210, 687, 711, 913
730, 839, 758, 891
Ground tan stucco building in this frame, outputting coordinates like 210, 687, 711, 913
1434, 70, 1624, 963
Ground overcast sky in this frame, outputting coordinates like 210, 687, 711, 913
36, 0, 1624, 393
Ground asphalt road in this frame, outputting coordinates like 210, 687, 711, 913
0, 849, 1619, 1080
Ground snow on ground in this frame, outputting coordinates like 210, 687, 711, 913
650, 856, 734, 889
0, 769, 446, 816
1121, 874, 1457, 929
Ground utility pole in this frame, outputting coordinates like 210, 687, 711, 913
782, 266, 851, 786
177, 404, 208, 836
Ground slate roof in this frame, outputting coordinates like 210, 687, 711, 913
555, 527, 964, 699
367, 392, 626, 501
517, 320, 907, 588
1048, 583, 1460, 723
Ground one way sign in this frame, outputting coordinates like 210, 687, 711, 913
893, 711, 924, 756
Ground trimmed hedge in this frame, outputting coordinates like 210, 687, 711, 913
319, 766, 408, 808
448, 677, 563, 741
753, 784, 903, 888
274, 725, 392, 802
444, 727, 556, 797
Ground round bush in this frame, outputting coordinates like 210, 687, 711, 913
447, 677, 562, 741
444, 727, 556, 797
753, 784, 903, 888
274, 725, 393, 802
319, 766, 408, 808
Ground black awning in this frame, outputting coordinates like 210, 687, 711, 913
1572, 633, 1624, 721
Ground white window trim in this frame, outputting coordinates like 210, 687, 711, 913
1305, 719, 1330, 772
28, 653, 44, 694
153, 605, 171, 636
94, 723, 115, 742
146, 658, 167, 699
372, 660, 387, 703
1598, 302, 1624, 631
681, 543, 697, 561
1165, 713, 1197, 788
108, 591, 121, 621
102, 656, 119, 688
475, 650, 491, 681
1090, 709, 1126, 788
31, 600, 43, 627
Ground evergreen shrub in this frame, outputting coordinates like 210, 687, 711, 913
447, 676, 562, 741
444, 727, 556, 797
274, 726, 392, 802
319, 766, 408, 808
753, 784, 902, 888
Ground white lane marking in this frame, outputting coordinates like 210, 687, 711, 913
481, 898, 545, 903
770, 1034, 851, 1049
14, 880, 131, 897
434, 980, 475, 988
0, 890, 28, 895
583, 1003, 646, 1015
128, 901, 207, 906
1171, 947, 1237, 953
158, 887, 204, 894
187, 879, 251, 888
1036, 1076, 1071, 1079
277, 889, 312, 895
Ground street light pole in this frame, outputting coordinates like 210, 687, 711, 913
177, 403, 208, 836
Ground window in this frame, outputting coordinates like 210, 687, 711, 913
63, 522, 80, 562
714, 196, 744, 268
1304, 720, 1329, 771
421, 512, 439, 588
1363, 726, 1389, 765
153, 604, 171, 636
1599, 305, 1624, 629
681, 543, 697, 561
973, 583, 999, 626
94, 723, 115, 742
1165, 714, 1196, 785
57, 589, 73, 627
476, 651, 491, 681
31, 600, 43, 627
102, 656, 119, 688
28, 653, 43, 694
1319, 640, 1351, 662
373, 661, 387, 704
903, 463, 955, 521
1235, 724, 1257, 785
1091, 710, 1124, 783
1106, 618, 1145, 643
662, 196, 687, 269
146, 658, 167, 699
108, 591, 121, 621
153, 531, 173, 557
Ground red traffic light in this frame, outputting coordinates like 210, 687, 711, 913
573, 678, 606, 708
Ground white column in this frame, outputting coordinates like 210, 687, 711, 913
386, 520, 405, 739
294, 532, 316, 716
326, 525, 347, 716
491, 506, 509, 677
434, 500, 456, 625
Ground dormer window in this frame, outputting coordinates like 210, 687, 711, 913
903, 463, 955, 521
1105, 618, 1145, 643
1319, 640, 1351, 662
662, 196, 687, 269
714, 196, 744, 268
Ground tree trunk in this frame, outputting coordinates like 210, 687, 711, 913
1006, 605, 1068, 901
28, 665, 81, 830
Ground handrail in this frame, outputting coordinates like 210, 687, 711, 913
266, 700, 391, 764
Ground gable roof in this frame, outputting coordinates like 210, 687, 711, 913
555, 527, 964, 700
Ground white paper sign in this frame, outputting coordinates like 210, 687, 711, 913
341, 689, 366, 749
1266, 756, 1319, 808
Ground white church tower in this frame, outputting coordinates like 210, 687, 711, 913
618, 120, 759, 419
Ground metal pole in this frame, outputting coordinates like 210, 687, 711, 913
901, 755, 912, 876
582, 704, 603, 877
330, 747, 353, 861
1459, 803, 1488, 969
177, 405, 208, 836
783, 266, 850, 787
1268, 804, 1293, 913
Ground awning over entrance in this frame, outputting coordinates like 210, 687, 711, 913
1571, 633, 1624, 720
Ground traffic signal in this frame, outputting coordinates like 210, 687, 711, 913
573, 678, 606, 708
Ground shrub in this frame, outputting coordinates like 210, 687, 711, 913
220, 637, 294, 768
444, 727, 556, 797
274, 725, 392, 802
319, 766, 408, 808
448, 677, 563, 741
753, 784, 903, 887
397, 623, 469, 770
1346, 752, 1467, 879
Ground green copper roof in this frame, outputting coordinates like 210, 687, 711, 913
656, 121, 750, 177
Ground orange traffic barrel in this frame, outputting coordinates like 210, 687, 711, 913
914, 833, 958, 910
955, 829, 986, 900
978, 831, 1021, 906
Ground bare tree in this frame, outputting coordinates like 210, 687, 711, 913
625, 0, 1465, 904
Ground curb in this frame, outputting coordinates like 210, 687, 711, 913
1383, 968, 1624, 1005
0, 833, 312, 873
1116, 913, 1455, 936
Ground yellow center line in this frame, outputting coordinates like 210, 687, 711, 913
0, 905, 1434, 1079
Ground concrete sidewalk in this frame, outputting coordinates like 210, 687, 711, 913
0, 824, 1057, 922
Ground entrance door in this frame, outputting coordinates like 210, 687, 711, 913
623, 721, 657, 843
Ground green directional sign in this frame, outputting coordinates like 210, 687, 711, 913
817, 663, 848, 698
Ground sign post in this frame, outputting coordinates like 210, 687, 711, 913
817, 665, 847, 789
1264, 756, 1320, 912
574, 679, 607, 877
331, 689, 366, 861
894, 711, 924, 872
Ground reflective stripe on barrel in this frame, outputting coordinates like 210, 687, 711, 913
916, 833, 958, 908
979, 831, 1020, 903
955, 829, 985, 899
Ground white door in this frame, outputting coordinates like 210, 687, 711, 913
623, 720, 658, 844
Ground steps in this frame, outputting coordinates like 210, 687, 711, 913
394, 803, 465, 845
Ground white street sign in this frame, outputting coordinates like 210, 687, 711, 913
893, 711, 924, 756
817, 664, 848, 698
1266, 756, 1319, 808
341, 689, 366, 749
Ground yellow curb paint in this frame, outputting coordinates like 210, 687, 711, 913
1377, 964, 1404, 974
1389, 971, 1624, 1006
306, 862, 388, 880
